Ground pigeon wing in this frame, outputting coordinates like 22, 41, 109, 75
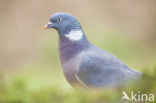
76, 51, 140, 88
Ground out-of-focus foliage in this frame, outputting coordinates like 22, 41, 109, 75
0, 0, 156, 102
0, 69, 156, 103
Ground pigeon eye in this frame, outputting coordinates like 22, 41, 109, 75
58, 18, 62, 22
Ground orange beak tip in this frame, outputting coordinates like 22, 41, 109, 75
43, 25, 48, 30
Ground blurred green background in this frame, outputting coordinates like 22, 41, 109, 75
0, 0, 156, 102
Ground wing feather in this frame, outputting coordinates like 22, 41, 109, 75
76, 50, 141, 88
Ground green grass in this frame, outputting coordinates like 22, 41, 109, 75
0, 69, 156, 103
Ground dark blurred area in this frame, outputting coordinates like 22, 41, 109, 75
0, 0, 156, 102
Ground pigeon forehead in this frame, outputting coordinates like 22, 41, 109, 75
50, 12, 77, 20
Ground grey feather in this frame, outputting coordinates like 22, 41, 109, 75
76, 44, 141, 88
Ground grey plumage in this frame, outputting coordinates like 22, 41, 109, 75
44, 12, 142, 88
77, 44, 141, 88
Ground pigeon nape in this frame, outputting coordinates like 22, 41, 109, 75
44, 12, 142, 89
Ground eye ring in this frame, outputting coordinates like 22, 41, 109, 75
58, 18, 62, 22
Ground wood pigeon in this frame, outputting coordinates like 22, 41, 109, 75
44, 12, 142, 88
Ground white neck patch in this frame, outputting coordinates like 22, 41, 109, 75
65, 30, 83, 41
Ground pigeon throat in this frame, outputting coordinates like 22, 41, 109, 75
59, 32, 89, 62
65, 30, 84, 41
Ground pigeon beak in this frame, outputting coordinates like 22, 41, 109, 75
44, 24, 48, 29
44, 22, 53, 29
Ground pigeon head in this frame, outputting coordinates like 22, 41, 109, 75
44, 12, 82, 36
